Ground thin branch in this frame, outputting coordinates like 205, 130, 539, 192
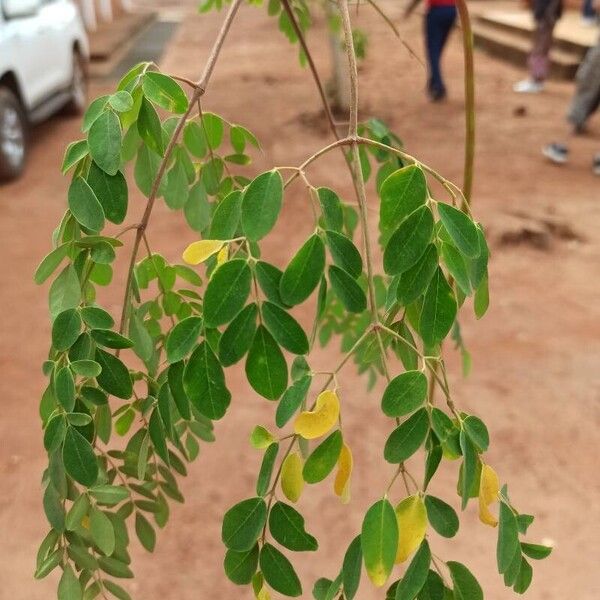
117, 0, 243, 334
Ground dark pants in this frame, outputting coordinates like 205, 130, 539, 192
425, 6, 457, 95
582, 0, 596, 19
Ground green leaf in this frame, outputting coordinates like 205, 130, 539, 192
44, 416, 67, 453
419, 268, 457, 347
397, 244, 438, 306
381, 370, 427, 418
83, 95, 109, 131
35, 243, 71, 285
164, 153, 189, 209
280, 234, 326, 306
325, 230, 363, 278
142, 72, 189, 114
183, 121, 207, 158
276, 374, 311, 428
222, 497, 267, 552
318, 187, 344, 232
241, 170, 283, 241
361, 499, 398, 587
342, 534, 362, 600
463, 416, 489, 452
269, 501, 318, 551
437, 203, 480, 258
87, 162, 128, 225
80, 306, 114, 330
165, 316, 203, 363
97, 556, 133, 579
135, 512, 156, 552
430, 408, 455, 443
149, 408, 169, 465
467, 226, 489, 288
520, 542, 552, 560
68, 177, 105, 232
65, 494, 90, 530
91, 329, 133, 350
90, 507, 115, 556
262, 301, 309, 355
328, 266, 367, 313
49, 265, 81, 318
66, 412, 93, 427
474, 275, 489, 319
447, 561, 483, 600
95, 349, 132, 399
379, 165, 427, 241
103, 580, 132, 600
459, 431, 478, 509
256, 442, 279, 496
218, 303, 258, 366
224, 544, 259, 585
137, 98, 164, 156
52, 309, 82, 351
302, 430, 342, 483
497, 502, 520, 574
88, 110, 121, 175
384, 206, 433, 275
109, 90, 133, 112
90, 485, 129, 506
424, 496, 459, 538
395, 540, 431, 600
384, 408, 429, 464
441, 243, 471, 296
255, 261, 289, 307
203, 259, 252, 328
184, 341, 231, 419
259, 543, 302, 597
210, 190, 243, 239
58, 565, 82, 600
245, 325, 288, 400
513, 558, 533, 594
55, 367, 76, 411
63, 427, 98, 486
62, 139, 89, 174
201, 112, 223, 149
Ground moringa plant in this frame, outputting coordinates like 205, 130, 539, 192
34, 1, 551, 599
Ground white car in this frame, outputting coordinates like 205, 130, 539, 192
0, 0, 89, 180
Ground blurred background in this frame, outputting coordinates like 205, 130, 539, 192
0, 0, 598, 598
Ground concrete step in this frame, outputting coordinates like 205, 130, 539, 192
472, 22, 582, 79
475, 12, 591, 58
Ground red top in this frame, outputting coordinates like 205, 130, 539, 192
427, 0, 456, 6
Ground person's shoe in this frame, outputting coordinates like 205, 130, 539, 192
593, 153, 600, 176
513, 79, 545, 93
542, 143, 569, 164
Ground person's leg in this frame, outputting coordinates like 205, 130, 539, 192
425, 9, 444, 96
567, 41, 600, 132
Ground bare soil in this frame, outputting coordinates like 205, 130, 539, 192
1, 2, 598, 599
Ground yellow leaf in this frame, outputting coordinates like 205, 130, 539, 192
293, 390, 340, 440
395, 495, 427, 563
281, 452, 304, 503
216, 244, 229, 266
334, 442, 353, 503
478, 463, 499, 527
182, 239, 224, 265
256, 587, 270, 600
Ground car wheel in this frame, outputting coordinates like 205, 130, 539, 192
65, 51, 88, 116
0, 87, 27, 182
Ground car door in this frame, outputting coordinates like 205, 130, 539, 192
0, 0, 55, 109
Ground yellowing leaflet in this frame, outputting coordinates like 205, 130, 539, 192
479, 463, 500, 527
182, 239, 224, 265
293, 390, 340, 440
395, 495, 427, 563
280, 452, 304, 503
334, 442, 353, 503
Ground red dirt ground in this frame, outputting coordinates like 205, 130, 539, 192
1, 2, 598, 599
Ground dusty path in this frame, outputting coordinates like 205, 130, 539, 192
1, 2, 598, 599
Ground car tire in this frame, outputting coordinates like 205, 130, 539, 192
64, 51, 88, 116
0, 87, 28, 182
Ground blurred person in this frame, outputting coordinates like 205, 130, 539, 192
404, 0, 457, 102
542, 32, 600, 174
581, 0, 598, 26
514, 0, 563, 93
